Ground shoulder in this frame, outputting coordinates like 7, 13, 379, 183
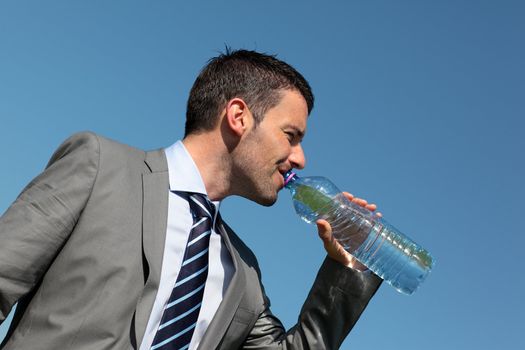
47, 131, 100, 163
55, 131, 146, 153
50, 131, 147, 165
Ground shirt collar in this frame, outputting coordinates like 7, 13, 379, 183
164, 141, 221, 208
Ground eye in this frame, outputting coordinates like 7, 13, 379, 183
284, 131, 295, 142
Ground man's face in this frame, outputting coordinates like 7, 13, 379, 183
233, 89, 308, 206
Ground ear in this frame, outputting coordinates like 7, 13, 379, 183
224, 98, 252, 136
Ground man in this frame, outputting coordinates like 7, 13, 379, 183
0, 49, 381, 349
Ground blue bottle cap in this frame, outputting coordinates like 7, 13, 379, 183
283, 170, 297, 186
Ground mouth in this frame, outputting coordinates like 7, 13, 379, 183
277, 168, 291, 189
278, 166, 291, 176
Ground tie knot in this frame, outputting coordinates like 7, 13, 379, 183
188, 193, 216, 220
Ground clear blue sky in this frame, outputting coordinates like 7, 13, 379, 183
1, 1, 524, 349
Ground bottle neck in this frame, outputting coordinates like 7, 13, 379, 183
283, 170, 299, 189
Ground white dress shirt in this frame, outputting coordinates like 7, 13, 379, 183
140, 141, 234, 350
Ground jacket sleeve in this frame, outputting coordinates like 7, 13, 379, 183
242, 257, 382, 350
0, 132, 100, 323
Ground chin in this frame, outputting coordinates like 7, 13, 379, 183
258, 197, 277, 207
252, 191, 279, 207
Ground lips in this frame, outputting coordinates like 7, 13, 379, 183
271, 169, 284, 190
276, 168, 291, 190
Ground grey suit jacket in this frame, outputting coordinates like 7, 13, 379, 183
0, 132, 381, 349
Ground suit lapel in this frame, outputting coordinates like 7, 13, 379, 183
134, 150, 169, 346
197, 222, 246, 350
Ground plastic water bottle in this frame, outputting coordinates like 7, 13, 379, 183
283, 171, 434, 295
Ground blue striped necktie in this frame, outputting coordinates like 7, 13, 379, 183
151, 193, 218, 350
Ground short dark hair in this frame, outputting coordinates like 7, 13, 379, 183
184, 49, 314, 136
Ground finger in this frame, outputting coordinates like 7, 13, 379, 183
317, 219, 345, 254
317, 219, 366, 269
366, 203, 377, 211
316, 220, 343, 253
342, 192, 354, 201
352, 197, 368, 207
316, 219, 332, 242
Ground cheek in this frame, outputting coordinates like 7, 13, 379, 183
268, 141, 289, 161
280, 141, 293, 157
257, 131, 291, 161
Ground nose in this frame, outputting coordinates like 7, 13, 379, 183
289, 143, 306, 170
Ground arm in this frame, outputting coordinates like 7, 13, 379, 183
243, 257, 381, 350
0, 132, 100, 323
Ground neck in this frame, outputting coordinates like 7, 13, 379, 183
182, 132, 233, 202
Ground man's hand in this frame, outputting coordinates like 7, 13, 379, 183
316, 192, 381, 271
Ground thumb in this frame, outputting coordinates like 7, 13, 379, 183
316, 219, 346, 260
316, 219, 365, 270
316, 219, 332, 244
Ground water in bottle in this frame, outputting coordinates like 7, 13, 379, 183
283, 171, 434, 295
